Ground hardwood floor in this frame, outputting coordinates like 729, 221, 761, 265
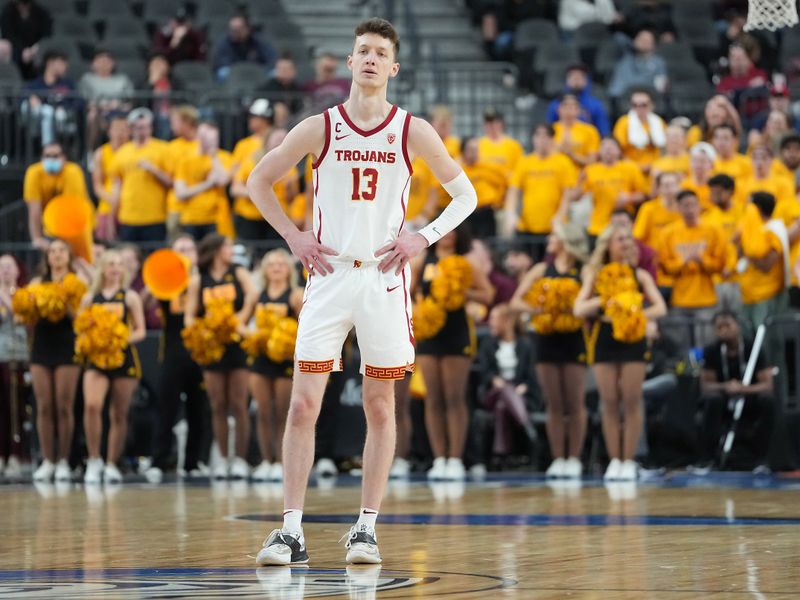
1, 473, 799, 598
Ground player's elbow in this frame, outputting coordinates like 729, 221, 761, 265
246, 162, 273, 197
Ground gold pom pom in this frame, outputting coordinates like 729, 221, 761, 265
430, 255, 473, 311
267, 317, 298, 363
60, 273, 87, 313
12, 285, 40, 325
594, 263, 638, 305
524, 277, 582, 334
606, 290, 647, 343
412, 296, 447, 340
74, 305, 129, 369
35, 282, 68, 322
181, 298, 240, 365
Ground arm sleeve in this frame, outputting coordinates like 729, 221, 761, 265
417, 171, 477, 246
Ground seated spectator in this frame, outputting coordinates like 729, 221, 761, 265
476, 0, 555, 61
109, 108, 172, 242
23, 140, 89, 250
659, 190, 727, 345
634, 171, 682, 287
303, 52, 350, 107
174, 121, 234, 241
739, 192, 789, 331
461, 136, 508, 239
558, 0, 618, 34
682, 142, 717, 211
711, 124, 753, 180
259, 53, 303, 121
554, 93, 600, 167
716, 43, 768, 121
651, 124, 690, 184
0, 0, 51, 79
700, 311, 775, 469
608, 29, 668, 102
503, 242, 535, 285
613, 88, 666, 174
146, 54, 173, 138
479, 108, 524, 178
546, 64, 611, 136
615, 0, 676, 42
687, 95, 742, 147
778, 133, 800, 191
79, 49, 134, 149
213, 13, 277, 82
704, 174, 742, 313
477, 303, 537, 460
23, 50, 80, 144
748, 109, 793, 157
152, 5, 207, 65
762, 81, 800, 129
611, 209, 657, 281
504, 124, 578, 252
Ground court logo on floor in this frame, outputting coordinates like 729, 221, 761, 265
0, 566, 514, 598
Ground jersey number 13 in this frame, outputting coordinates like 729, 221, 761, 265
351, 167, 379, 201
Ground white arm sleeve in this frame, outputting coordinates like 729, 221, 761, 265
417, 171, 477, 246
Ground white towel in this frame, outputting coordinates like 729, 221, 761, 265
766, 218, 792, 288
626, 110, 666, 149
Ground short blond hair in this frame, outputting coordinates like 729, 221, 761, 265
170, 104, 199, 127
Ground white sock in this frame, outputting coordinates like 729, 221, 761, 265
357, 507, 378, 529
282, 509, 303, 533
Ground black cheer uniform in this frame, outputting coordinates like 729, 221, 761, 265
250, 287, 295, 379
416, 251, 476, 357
86, 290, 141, 379
592, 268, 648, 364
534, 263, 586, 365
198, 266, 247, 371
29, 274, 77, 367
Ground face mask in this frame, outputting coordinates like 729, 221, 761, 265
42, 158, 63, 174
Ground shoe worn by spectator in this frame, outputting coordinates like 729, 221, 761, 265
33, 460, 55, 482
54, 459, 72, 482
389, 457, 410, 478
314, 458, 338, 478
252, 460, 272, 482
84, 458, 104, 484
4, 456, 22, 479
230, 457, 251, 480
342, 524, 381, 564
145, 466, 163, 484
444, 458, 466, 480
269, 463, 283, 482
104, 463, 123, 484
212, 459, 229, 480
427, 457, 447, 480
256, 529, 309, 566
546, 457, 567, 478
562, 457, 583, 479
617, 460, 638, 482
604, 458, 622, 481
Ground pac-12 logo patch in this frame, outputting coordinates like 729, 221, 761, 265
387, 132, 396, 144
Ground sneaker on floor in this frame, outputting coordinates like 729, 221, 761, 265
604, 458, 622, 481
342, 524, 382, 564
444, 457, 465, 481
256, 529, 309, 566
33, 459, 56, 482
54, 459, 72, 482
427, 457, 447, 480
314, 458, 337, 478
562, 457, 583, 479
617, 460, 638, 482
545, 457, 567, 479
144, 466, 163, 484
84, 458, 104, 484
104, 463, 122, 484
230, 457, 251, 480
4, 455, 22, 479
389, 457, 410, 479
212, 459, 229, 480
269, 462, 283, 482
252, 461, 272, 481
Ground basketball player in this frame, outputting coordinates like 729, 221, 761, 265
247, 18, 477, 565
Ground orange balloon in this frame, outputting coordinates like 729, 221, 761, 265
142, 249, 191, 300
42, 195, 94, 263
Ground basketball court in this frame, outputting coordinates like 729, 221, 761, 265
2, 472, 799, 598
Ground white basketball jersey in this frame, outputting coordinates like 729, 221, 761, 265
312, 104, 413, 262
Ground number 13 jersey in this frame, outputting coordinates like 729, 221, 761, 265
312, 104, 413, 263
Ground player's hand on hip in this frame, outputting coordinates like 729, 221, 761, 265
376, 231, 428, 274
286, 229, 337, 276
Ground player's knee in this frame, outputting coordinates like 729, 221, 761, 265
364, 394, 394, 428
287, 394, 320, 427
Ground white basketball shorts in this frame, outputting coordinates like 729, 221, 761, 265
295, 260, 415, 380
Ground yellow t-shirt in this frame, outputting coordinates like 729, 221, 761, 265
740, 223, 785, 304
109, 139, 171, 226
770, 159, 795, 189
613, 114, 665, 170
232, 134, 263, 166
464, 161, 508, 209
680, 177, 712, 212
735, 174, 795, 207
510, 152, 578, 234
713, 153, 753, 181
174, 151, 234, 225
96, 143, 121, 215
406, 156, 433, 221
165, 137, 200, 215
686, 125, 707, 148
658, 221, 727, 308
583, 160, 648, 236
650, 153, 690, 180
554, 120, 600, 165
478, 136, 524, 177
23, 161, 89, 208
701, 203, 743, 282
633, 198, 681, 249
232, 156, 298, 221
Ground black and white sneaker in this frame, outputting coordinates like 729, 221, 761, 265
341, 524, 382, 564
256, 529, 309, 566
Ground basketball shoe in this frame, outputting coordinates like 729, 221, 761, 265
342, 524, 382, 564
256, 529, 309, 566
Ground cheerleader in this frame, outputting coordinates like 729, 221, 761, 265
28, 239, 83, 482
0, 255, 28, 478
81, 249, 146, 484
411, 225, 495, 480
510, 222, 589, 479
184, 234, 256, 479
574, 224, 666, 481
248, 249, 303, 482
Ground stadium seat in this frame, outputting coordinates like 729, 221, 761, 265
195, 0, 239, 26
102, 18, 150, 42
533, 43, 580, 75
115, 59, 147, 86
36, 36, 85, 66
141, 0, 183, 25
87, 0, 133, 20
573, 21, 609, 64
657, 42, 695, 66
0, 63, 22, 88
223, 62, 270, 91
243, 0, 287, 18
514, 19, 560, 53
592, 39, 621, 82
37, 0, 78, 15
668, 61, 708, 84
99, 40, 146, 61
172, 61, 214, 90
53, 15, 98, 40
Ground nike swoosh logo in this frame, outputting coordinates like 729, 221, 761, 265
433, 227, 441, 235
335, 134, 350, 140
387, 285, 400, 292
